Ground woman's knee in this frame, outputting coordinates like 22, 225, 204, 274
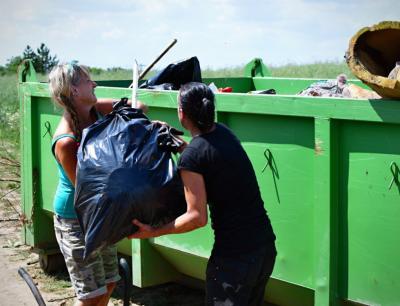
106, 281, 117, 293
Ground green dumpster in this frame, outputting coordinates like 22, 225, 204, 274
19, 59, 400, 306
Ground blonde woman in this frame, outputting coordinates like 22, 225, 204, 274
49, 62, 146, 306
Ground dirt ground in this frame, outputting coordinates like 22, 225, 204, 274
0, 149, 205, 306
0, 185, 46, 306
0, 202, 205, 306
0, 214, 41, 305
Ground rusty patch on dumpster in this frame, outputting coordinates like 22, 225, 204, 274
19, 213, 29, 225
315, 139, 324, 155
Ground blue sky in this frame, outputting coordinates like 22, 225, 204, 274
0, 0, 399, 69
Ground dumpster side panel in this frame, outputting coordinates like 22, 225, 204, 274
131, 239, 181, 287
253, 77, 317, 95
154, 223, 214, 259
20, 80, 400, 306
313, 118, 339, 306
21, 91, 57, 249
36, 98, 62, 214
218, 112, 315, 289
20, 86, 35, 246
338, 121, 400, 306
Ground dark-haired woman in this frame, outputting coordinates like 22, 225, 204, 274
130, 82, 276, 306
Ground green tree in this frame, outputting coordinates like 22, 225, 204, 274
36, 43, 58, 73
18, 43, 59, 73
5, 56, 23, 73
23, 45, 36, 61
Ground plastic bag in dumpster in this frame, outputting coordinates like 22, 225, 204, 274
74, 99, 186, 259
139, 56, 201, 90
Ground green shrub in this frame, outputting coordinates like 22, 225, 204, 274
0, 75, 19, 144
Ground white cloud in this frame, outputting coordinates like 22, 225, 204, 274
0, 0, 399, 68
101, 28, 125, 40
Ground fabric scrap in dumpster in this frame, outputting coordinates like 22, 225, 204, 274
298, 74, 380, 99
74, 98, 187, 259
299, 74, 348, 97
140, 56, 201, 90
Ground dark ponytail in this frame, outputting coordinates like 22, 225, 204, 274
179, 82, 215, 133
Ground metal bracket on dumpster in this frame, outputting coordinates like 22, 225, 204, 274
18, 59, 37, 83
244, 58, 271, 77
389, 161, 399, 190
262, 148, 280, 203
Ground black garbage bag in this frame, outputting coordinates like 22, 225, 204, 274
146, 83, 175, 90
140, 56, 202, 90
74, 98, 186, 259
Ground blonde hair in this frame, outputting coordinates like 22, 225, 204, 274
48, 62, 90, 141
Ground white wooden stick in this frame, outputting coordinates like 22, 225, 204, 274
128, 38, 177, 88
132, 60, 139, 108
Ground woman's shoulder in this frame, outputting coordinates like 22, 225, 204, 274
53, 134, 77, 144
215, 123, 240, 141
215, 122, 232, 134
53, 135, 78, 154
52, 124, 78, 157
52, 130, 78, 144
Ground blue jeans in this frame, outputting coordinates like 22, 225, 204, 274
206, 243, 276, 306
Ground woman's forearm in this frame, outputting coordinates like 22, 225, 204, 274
154, 210, 207, 237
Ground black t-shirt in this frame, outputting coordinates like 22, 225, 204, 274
178, 123, 275, 256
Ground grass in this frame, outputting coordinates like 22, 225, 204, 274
0, 74, 20, 145
202, 60, 355, 79
269, 60, 355, 79
0, 134, 20, 219
26, 263, 73, 294
202, 66, 244, 78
